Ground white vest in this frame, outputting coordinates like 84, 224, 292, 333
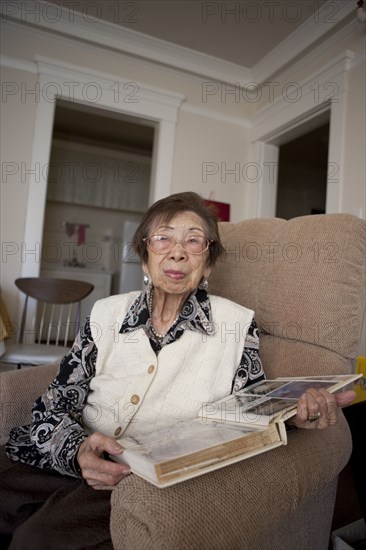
82, 292, 254, 438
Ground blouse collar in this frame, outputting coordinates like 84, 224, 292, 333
120, 285, 215, 338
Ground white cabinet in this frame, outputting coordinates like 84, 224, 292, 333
41, 267, 113, 326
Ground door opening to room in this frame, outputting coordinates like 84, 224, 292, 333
275, 122, 330, 220
41, 100, 155, 322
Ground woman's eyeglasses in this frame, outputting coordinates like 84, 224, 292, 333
143, 235, 212, 255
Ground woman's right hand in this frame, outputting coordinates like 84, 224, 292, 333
77, 432, 131, 490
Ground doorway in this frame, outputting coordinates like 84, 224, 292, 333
18, 58, 183, 336
41, 100, 155, 306
275, 123, 330, 219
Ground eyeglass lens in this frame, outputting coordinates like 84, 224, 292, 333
146, 235, 209, 254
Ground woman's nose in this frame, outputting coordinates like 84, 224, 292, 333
169, 241, 187, 259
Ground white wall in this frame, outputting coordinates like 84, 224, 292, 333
251, 23, 365, 220
171, 110, 251, 221
0, 24, 252, 325
1, 14, 365, 354
251, 26, 365, 355
1, 67, 39, 319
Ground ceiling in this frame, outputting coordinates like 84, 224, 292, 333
47, 0, 329, 68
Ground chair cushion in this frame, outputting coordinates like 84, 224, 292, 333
0, 362, 60, 444
209, 218, 283, 312
1, 344, 70, 366
257, 214, 366, 359
210, 215, 366, 361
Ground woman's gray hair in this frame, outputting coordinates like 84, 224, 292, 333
132, 192, 225, 266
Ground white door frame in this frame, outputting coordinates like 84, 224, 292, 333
22, 56, 184, 279
251, 51, 354, 218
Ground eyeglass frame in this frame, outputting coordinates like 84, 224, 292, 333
143, 235, 213, 255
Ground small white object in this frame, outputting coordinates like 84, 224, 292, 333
357, 6, 366, 22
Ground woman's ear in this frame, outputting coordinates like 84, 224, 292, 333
203, 266, 211, 279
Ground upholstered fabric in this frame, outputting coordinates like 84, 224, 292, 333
0, 362, 59, 446
110, 420, 350, 550
210, 214, 365, 378
1, 213, 365, 550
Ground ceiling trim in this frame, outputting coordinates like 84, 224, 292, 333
252, 0, 356, 83
251, 50, 353, 142
0, 18, 216, 90
0, 54, 37, 74
0, 0, 357, 88
0, 0, 251, 85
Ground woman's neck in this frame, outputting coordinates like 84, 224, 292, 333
149, 287, 189, 336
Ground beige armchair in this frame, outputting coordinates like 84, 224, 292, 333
1, 214, 365, 550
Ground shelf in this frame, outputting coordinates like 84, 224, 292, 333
46, 199, 145, 215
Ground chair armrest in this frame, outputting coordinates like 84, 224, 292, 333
110, 414, 352, 550
0, 363, 59, 444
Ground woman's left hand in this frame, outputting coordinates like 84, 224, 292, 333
288, 388, 356, 429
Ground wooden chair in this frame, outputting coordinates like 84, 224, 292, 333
1, 278, 94, 368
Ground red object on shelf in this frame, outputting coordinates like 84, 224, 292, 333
204, 200, 230, 221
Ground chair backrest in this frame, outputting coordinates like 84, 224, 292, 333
16, 277, 94, 346
209, 214, 366, 379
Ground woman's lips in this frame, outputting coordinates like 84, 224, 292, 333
164, 270, 186, 280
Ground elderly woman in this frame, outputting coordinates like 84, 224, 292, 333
0, 192, 355, 549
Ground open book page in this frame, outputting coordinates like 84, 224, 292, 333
199, 373, 362, 426
112, 373, 361, 488
200, 389, 296, 427
116, 418, 284, 487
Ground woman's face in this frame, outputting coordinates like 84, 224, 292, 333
143, 211, 211, 297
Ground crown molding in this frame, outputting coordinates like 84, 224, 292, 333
0, 18, 214, 92
268, 16, 363, 87
349, 43, 366, 69
252, 0, 356, 83
251, 50, 354, 142
0, 0, 357, 88
0, 0, 251, 86
0, 54, 37, 74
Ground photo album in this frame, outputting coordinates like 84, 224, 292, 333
112, 373, 361, 488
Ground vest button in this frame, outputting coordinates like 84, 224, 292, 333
114, 426, 122, 437
148, 364, 155, 374
131, 394, 140, 405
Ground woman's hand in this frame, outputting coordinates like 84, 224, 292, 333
287, 388, 356, 429
77, 432, 131, 490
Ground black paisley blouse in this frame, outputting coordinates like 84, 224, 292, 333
5, 287, 265, 478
